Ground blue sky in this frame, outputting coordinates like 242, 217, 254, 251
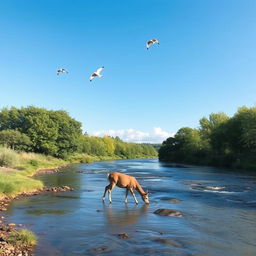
0, 0, 256, 143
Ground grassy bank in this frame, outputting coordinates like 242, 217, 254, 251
7, 229, 37, 247
0, 148, 157, 199
0, 149, 66, 199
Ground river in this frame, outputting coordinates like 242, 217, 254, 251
4, 159, 256, 256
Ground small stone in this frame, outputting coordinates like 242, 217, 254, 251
118, 233, 129, 239
92, 246, 110, 253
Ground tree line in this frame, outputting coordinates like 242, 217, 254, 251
159, 106, 256, 170
0, 106, 157, 159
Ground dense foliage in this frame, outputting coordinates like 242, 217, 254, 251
0, 130, 32, 151
159, 106, 256, 170
0, 106, 157, 159
79, 135, 157, 158
0, 106, 82, 157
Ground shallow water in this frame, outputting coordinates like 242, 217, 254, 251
4, 159, 256, 256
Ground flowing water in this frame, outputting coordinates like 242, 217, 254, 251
4, 159, 256, 256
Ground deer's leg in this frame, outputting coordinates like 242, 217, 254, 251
130, 189, 138, 204
107, 183, 116, 204
102, 184, 110, 201
125, 188, 129, 203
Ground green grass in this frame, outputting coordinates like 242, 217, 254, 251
16, 152, 66, 176
0, 150, 66, 198
0, 172, 43, 198
0, 147, 19, 167
7, 229, 37, 247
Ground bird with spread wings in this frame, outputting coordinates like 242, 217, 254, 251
90, 66, 104, 82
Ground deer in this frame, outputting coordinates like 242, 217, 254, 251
102, 172, 149, 204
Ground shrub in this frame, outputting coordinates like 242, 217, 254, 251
0, 147, 19, 167
7, 229, 37, 247
28, 159, 39, 167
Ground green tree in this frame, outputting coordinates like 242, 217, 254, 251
89, 137, 107, 156
199, 112, 229, 151
227, 106, 256, 154
0, 130, 32, 151
102, 136, 116, 155
0, 106, 82, 157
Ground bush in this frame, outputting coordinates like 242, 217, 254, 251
0, 147, 19, 167
7, 229, 37, 247
28, 159, 39, 167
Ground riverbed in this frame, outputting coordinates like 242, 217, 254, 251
4, 159, 256, 256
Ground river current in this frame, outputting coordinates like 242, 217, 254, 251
5, 159, 256, 256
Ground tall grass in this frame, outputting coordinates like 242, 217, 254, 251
17, 152, 66, 176
7, 229, 37, 247
0, 147, 19, 167
0, 148, 67, 199
0, 172, 43, 198
0, 150, 66, 198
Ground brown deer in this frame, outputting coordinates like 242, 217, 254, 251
102, 172, 149, 204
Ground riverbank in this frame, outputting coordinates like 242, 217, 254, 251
158, 155, 256, 172
0, 221, 35, 256
0, 185, 74, 255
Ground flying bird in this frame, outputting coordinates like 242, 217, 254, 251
90, 66, 104, 82
57, 68, 68, 75
146, 38, 160, 50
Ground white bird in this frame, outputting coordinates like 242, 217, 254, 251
90, 66, 104, 82
146, 38, 160, 50
57, 68, 68, 75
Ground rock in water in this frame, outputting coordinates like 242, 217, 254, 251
117, 233, 129, 239
154, 209, 182, 217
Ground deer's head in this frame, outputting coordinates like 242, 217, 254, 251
142, 192, 149, 204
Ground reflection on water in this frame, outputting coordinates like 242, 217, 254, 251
103, 203, 149, 228
3, 159, 256, 256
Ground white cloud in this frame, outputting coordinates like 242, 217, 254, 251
90, 127, 174, 144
